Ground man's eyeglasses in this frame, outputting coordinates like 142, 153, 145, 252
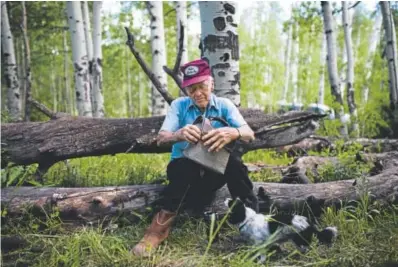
186, 83, 210, 95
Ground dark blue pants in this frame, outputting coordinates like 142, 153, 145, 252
162, 156, 258, 213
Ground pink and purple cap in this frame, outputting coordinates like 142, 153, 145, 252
180, 59, 212, 88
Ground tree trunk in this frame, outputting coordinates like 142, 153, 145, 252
283, 22, 293, 102
318, 34, 326, 105
381, 2, 398, 119
343, 2, 359, 137
66, 1, 92, 117
339, 40, 347, 101
126, 48, 133, 118
21, 1, 32, 122
1, 110, 323, 168
147, 1, 168, 116
321, 1, 348, 137
2, 163, 397, 221
1, 2, 22, 122
63, 27, 73, 115
51, 58, 57, 112
291, 21, 299, 104
175, 1, 188, 97
363, 9, 383, 104
92, 1, 105, 118
82, 1, 94, 115
199, 1, 241, 106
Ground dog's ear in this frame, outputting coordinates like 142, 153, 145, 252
224, 198, 233, 208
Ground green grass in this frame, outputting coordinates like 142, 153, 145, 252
2, 148, 397, 266
2, 202, 397, 267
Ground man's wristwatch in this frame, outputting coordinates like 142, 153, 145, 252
235, 128, 242, 140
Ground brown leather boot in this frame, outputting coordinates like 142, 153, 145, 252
131, 209, 177, 257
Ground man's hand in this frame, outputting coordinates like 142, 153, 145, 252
176, 124, 202, 144
202, 127, 239, 152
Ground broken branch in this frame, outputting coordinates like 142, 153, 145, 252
124, 27, 174, 105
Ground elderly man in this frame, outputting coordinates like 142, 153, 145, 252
132, 59, 258, 256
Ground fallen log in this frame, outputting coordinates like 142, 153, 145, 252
1, 111, 323, 169
2, 163, 397, 222
275, 137, 398, 157
343, 138, 398, 153
280, 151, 398, 183
275, 136, 332, 156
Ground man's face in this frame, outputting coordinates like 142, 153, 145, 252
186, 78, 213, 109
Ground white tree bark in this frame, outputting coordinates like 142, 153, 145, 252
175, 1, 188, 97
381, 2, 398, 117
363, 9, 382, 104
321, 1, 348, 137
126, 48, 133, 118
1, 2, 22, 122
51, 58, 58, 112
291, 21, 299, 104
343, 1, 359, 136
66, 1, 92, 117
92, 1, 105, 117
199, 1, 241, 106
283, 20, 293, 102
303, 28, 314, 104
82, 1, 95, 115
147, 1, 168, 115
318, 34, 326, 105
21, 1, 32, 122
63, 28, 73, 115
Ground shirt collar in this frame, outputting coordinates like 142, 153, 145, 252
188, 94, 219, 111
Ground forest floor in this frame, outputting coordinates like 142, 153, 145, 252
1, 147, 398, 267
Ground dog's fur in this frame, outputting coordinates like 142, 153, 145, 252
224, 198, 338, 253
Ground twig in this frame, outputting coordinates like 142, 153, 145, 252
163, 21, 187, 95
29, 98, 70, 120
164, 2, 194, 17
173, 21, 185, 74
332, 1, 361, 15
29, 98, 57, 119
124, 27, 175, 105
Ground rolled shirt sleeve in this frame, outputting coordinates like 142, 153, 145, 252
222, 98, 248, 128
160, 100, 180, 132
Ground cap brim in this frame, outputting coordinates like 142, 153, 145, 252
182, 75, 210, 88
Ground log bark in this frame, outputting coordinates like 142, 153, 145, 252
1, 110, 323, 168
2, 160, 397, 221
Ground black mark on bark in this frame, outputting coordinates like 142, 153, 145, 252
202, 31, 239, 60
219, 53, 230, 62
224, 3, 235, 14
213, 17, 226, 31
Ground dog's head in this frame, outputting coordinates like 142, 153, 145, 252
224, 198, 247, 225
